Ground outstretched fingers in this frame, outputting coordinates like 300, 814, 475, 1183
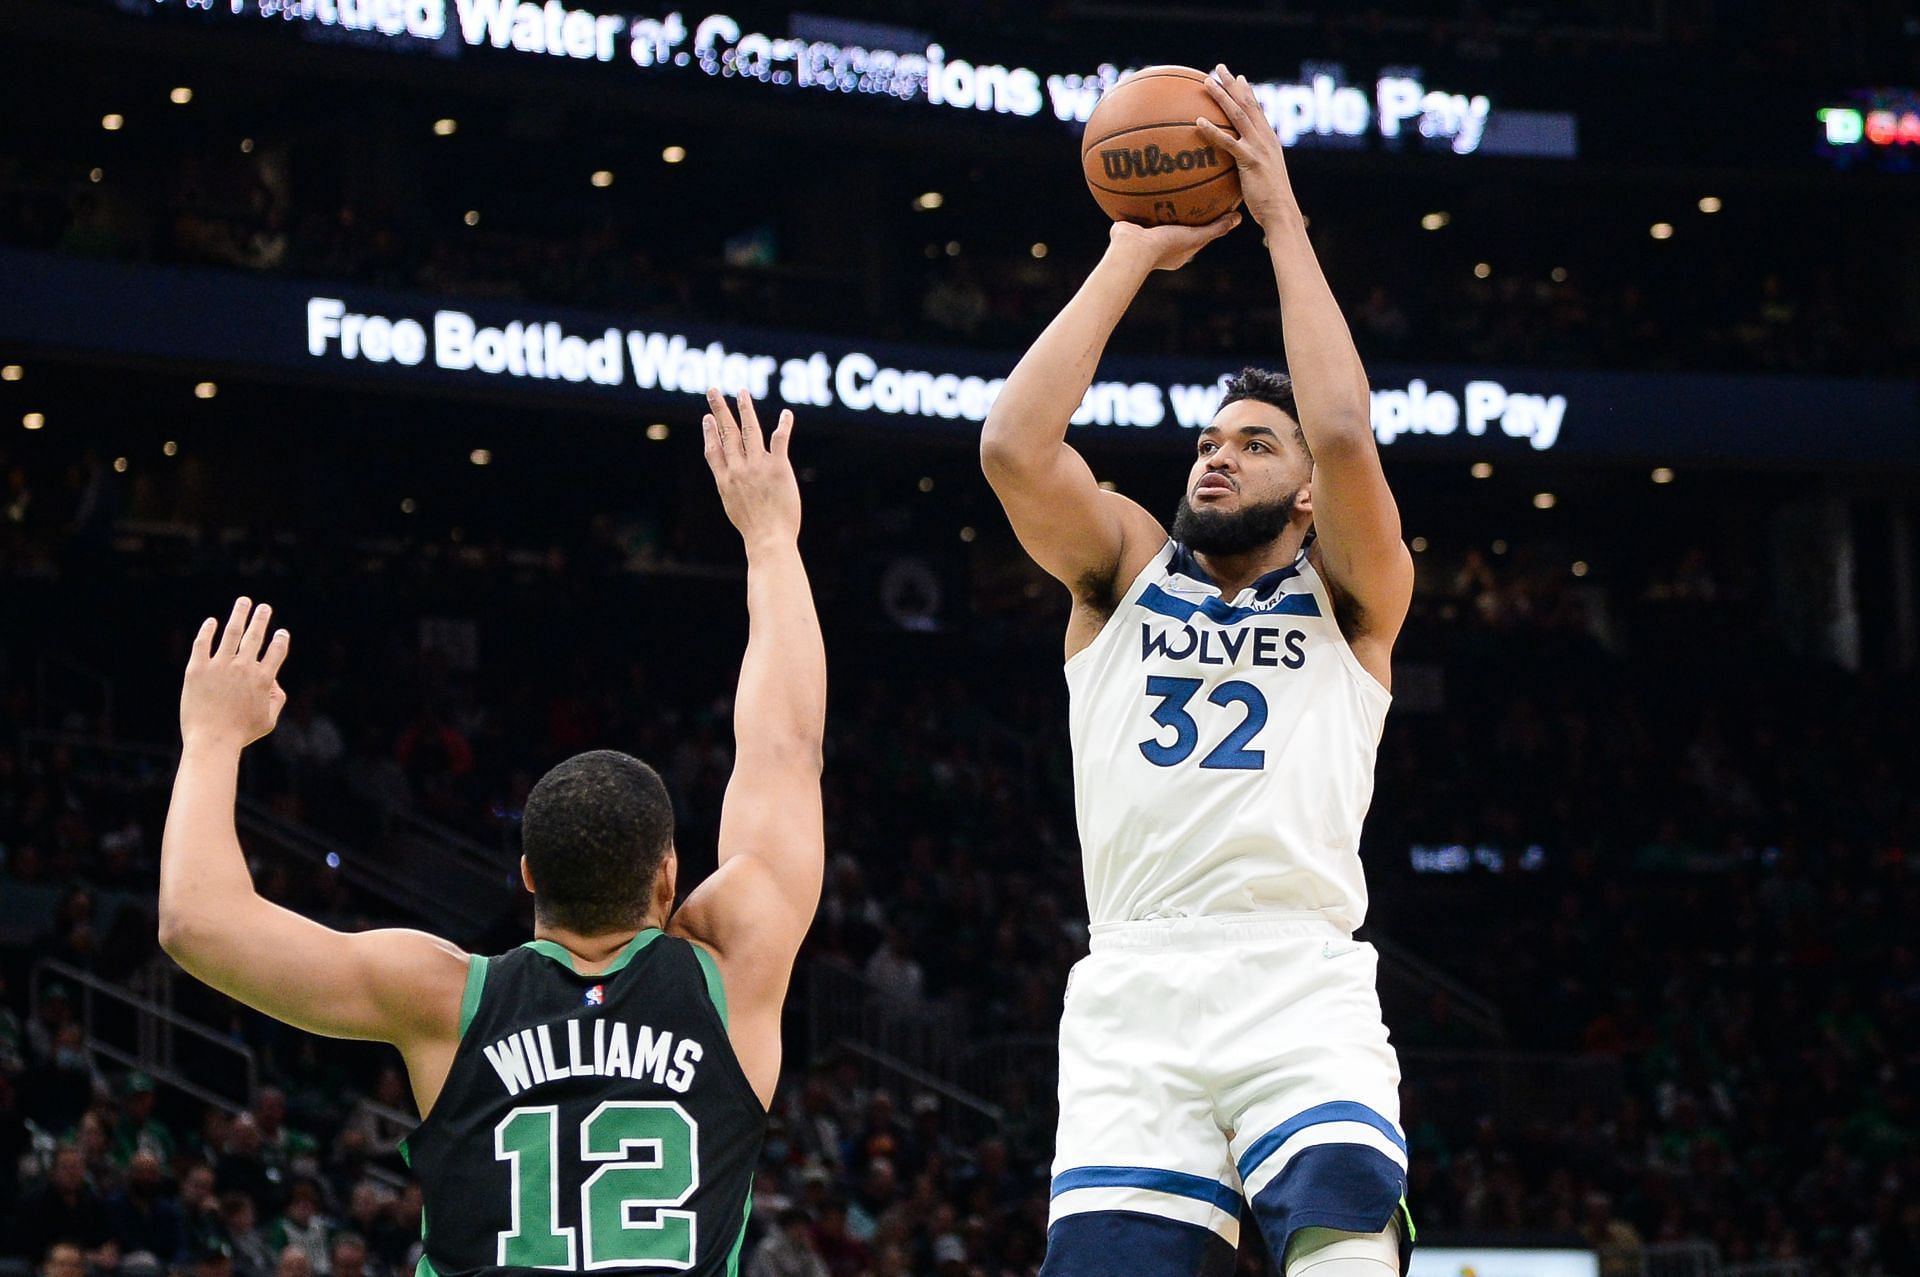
1194, 115, 1251, 162
191, 617, 218, 665
240, 602, 274, 662
705, 386, 742, 460
736, 391, 767, 454
1234, 75, 1266, 121
704, 390, 794, 483
1213, 65, 1267, 131
1203, 66, 1257, 137
262, 627, 292, 680
219, 597, 252, 658
1198, 64, 1274, 149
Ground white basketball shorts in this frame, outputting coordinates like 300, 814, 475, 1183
1040, 914, 1412, 1277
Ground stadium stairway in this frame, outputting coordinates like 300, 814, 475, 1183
25, 953, 417, 1197
29, 955, 258, 1116
11, 727, 487, 1194
16, 729, 518, 942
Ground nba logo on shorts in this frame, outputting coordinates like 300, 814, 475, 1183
584, 984, 604, 1007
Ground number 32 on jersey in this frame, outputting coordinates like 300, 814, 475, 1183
1139, 676, 1269, 770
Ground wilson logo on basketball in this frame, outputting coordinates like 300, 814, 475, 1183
1098, 144, 1221, 180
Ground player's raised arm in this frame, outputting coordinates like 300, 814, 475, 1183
700, 389, 825, 920
670, 389, 825, 1104
157, 601, 469, 1099
980, 217, 1237, 606
1199, 66, 1414, 647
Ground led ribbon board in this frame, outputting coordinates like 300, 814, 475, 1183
5, 246, 1918, 463
302, 296, 1568, 448
116, 3, 1577, 157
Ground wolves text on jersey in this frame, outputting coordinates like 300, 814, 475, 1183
1140, 622, 1308, 669
482, 1016, 705, 1098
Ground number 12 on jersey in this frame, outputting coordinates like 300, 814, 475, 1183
494, 1101, 700, 1270
1138, 676, 1269, 770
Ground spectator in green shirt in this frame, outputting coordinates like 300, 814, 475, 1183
112, 1072, 175, 1165
252, 1087, 318, 1186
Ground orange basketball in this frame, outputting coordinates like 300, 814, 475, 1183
1081, 66, 1243, 226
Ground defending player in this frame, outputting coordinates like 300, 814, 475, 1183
159, 389, 822, 1277
981, 67, 1416, 1276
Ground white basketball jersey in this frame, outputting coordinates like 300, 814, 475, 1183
1065, 540, 1391, 930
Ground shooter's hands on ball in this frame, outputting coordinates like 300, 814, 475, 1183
1196, 63, 1300, 228
180, 598, 290, 750
1109, 211, 1242, 273
703, 387, 801, 550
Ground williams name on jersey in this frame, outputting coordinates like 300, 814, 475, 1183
480, 1013, 707, 1097
404, 930, 761, 1277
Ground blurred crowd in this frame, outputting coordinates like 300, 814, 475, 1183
3, 505, 1916, 1275
3, 168, 1905, 379
4, 3, 1918, 1262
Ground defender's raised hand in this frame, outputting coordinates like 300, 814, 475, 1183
679, 386, 826, 1107
180, 598, 290, 749
702, 387, 801, 549
1196, 64, 1300, 227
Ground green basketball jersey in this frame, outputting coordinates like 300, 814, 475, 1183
404, 930, 762, 1277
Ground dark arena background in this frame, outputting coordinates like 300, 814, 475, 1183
2, 1, 1919, 1275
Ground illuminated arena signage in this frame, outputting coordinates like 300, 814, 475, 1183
130, 3, 1575, 156
303, 296, 1567, 447
1816, 89, 1920, 170
6, 247, 1917, 464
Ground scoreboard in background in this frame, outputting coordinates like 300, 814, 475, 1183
1818, 89, 1920, 172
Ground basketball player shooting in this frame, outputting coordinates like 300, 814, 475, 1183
158, 390, 823, 1277
981, 67, 1416, 1277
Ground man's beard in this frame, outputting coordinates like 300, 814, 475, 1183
1170, 489, 1299, 556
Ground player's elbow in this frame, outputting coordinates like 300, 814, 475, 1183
979, 418, 1039, 480
980, 440, 1051, 504
785, 735, 826, 778
979, 427, 1014, 475
156, 908, 202, 962
157, 890, 245, 964
741, 728, 824, 779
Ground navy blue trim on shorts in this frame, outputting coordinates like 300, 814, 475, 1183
1246, 1143, 1408, 1272
1050, 1165, 1244, 1216
1235, 1100, 1407, 1183
1041, 1210, 1236, 1277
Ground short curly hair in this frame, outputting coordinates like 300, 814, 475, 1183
1218, 367, 1309, 460
522, 750, 674, 934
